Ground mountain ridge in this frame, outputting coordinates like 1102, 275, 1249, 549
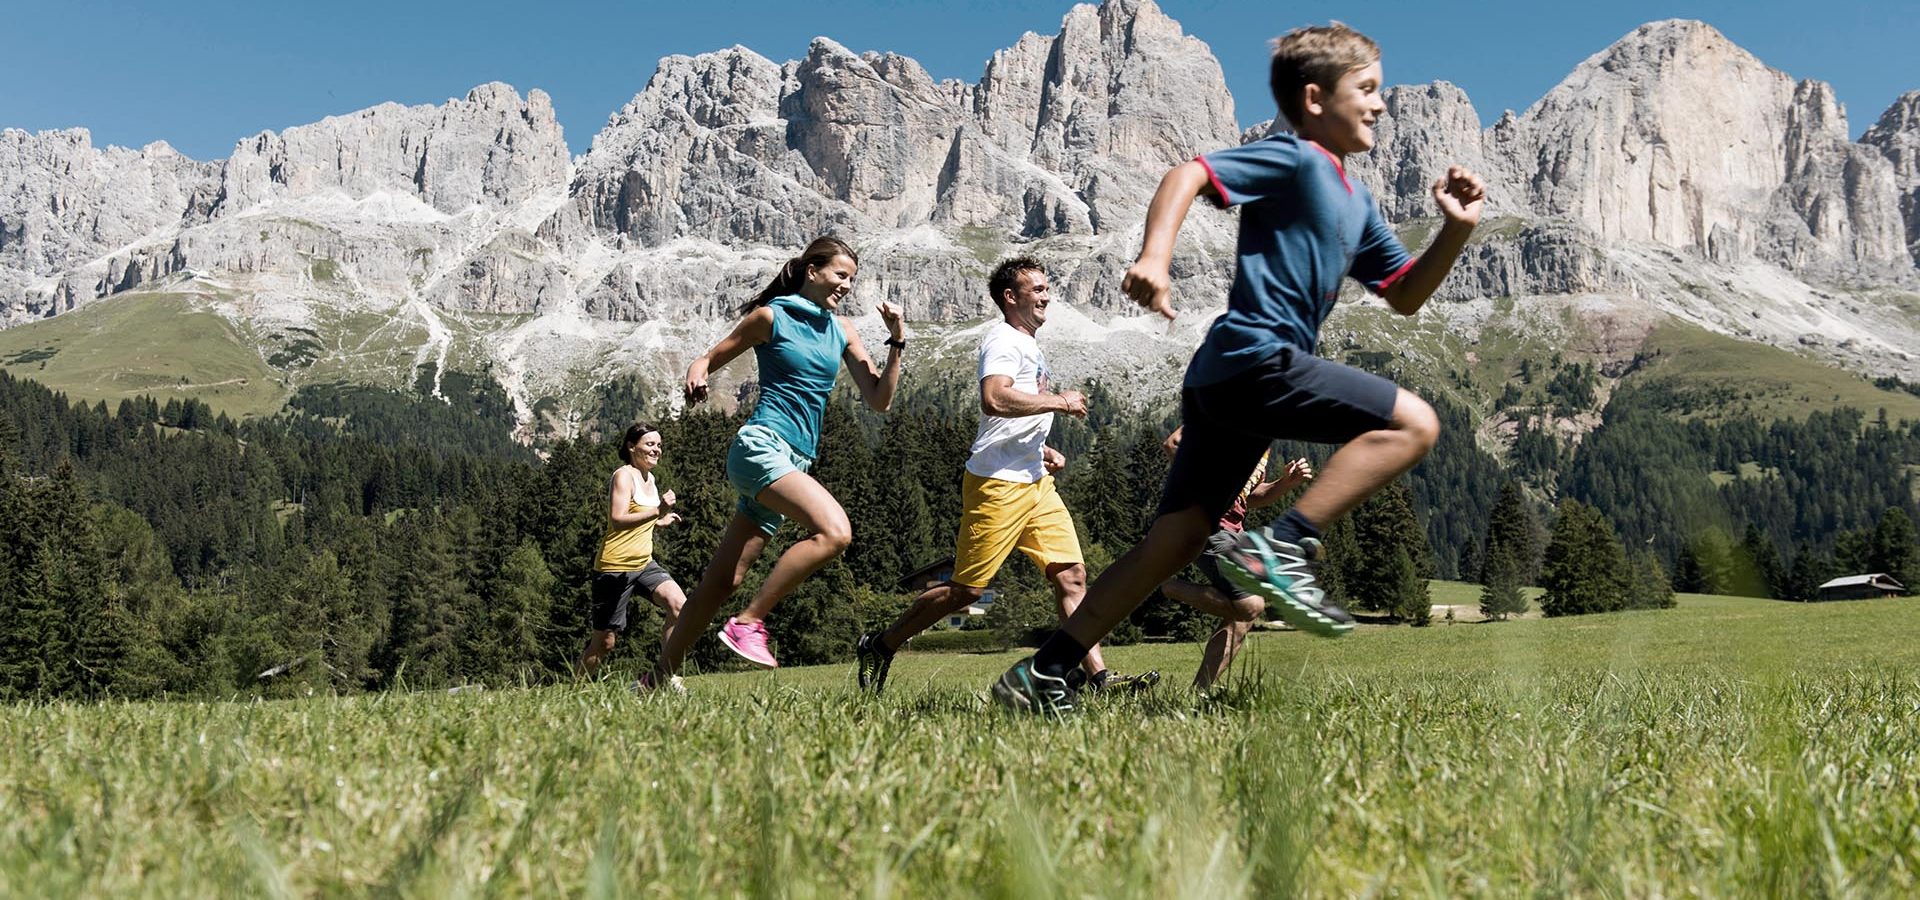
2, 1, 1917, 435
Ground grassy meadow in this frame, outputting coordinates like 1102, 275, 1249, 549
2, 590, 1917, 897
0, 292, 288, 419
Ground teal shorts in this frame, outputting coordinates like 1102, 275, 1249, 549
726, 424, 814, 536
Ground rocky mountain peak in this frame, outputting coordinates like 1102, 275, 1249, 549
1863, 91, 1920, 260
215, 82, 570, 217
3, 5, 1918, 409
1587, 19, 1755, 79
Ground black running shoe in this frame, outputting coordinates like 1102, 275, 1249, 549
991, 657, 1083, 718
855, 631, 894, 694
1221, 532, 1354, 637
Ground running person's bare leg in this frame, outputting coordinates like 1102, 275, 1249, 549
1161, 579, 1261, 621
1288, 389, 1438, 529
1161, 572, 1262, 688
1046, 562, 1107, 677
881, 581, 985, 651
657, 514, 768, 675
1194, 619, 1253, 689
1052, 507, 1215, 652
650, 579, 687, 656
578, 629, 617, 678
734, 470, 853, 624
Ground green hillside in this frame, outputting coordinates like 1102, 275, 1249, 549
0, 292, 286, 418
1635, 321, 1920, 423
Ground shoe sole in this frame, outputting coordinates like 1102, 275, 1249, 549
990, 675, 1029, 713
718, 628, 779, 669
856, 655, 888, 694
991, 668, 1073, 717
1220, 538, 1353, 639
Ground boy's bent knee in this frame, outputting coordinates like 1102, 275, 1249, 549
1391, 391, 1440, 451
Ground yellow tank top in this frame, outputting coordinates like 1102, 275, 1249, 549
595, 467, 660, 572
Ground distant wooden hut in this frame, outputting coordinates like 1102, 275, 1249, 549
1815, 574, 1907, 602
893, 557, 994, 630
896, 557, 956, 593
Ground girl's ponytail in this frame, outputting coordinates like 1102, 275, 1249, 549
736, 236, 858, 316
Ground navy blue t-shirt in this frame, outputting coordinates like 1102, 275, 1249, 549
1184, 134, 1416, 387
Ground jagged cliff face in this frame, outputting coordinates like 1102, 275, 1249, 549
216, 83, 571, 216
1, 3, 1916, 417
564, 0, 1242, 323
1346, 21, 1911, 275
1863, 91, 1920, 262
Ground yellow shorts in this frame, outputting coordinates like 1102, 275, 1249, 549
951, 473, 1083, 588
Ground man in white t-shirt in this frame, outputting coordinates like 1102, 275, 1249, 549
856, 258, 1142, 694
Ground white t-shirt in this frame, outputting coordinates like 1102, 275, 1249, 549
966, 322, 1054, 483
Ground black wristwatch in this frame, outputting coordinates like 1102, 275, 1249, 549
884, 337, 907, 350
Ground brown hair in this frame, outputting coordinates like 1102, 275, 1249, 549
1268, 22, 1380, 130
618, 421, 658, 464
737, 236, 859, 316
987, 257, 1046, 309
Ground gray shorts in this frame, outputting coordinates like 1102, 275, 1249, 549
1196, 528, 1254, 600
590, 561, 676, 632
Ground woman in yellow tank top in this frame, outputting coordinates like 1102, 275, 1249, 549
579, 422, 688, 686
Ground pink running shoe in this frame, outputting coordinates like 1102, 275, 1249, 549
719, 617, 779, 669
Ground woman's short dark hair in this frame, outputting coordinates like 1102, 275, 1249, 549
618, 421, 658, 464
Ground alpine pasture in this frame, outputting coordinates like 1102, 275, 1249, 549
3, 591, 1915, 897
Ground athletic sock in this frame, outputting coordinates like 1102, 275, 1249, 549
1267, 508, 1322, 547
1031, 631, 1091, 680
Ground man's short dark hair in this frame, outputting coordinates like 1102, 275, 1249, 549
987, 257, 1046, 309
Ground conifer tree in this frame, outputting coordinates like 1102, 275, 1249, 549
1337, 480, 1431, 611
480, 540, 557, 682
1869, 507, 1919, 593
1780, 544, 1826, 601
1481, 481, 1541, 585
1385, 547, 1432, 625
1478, 541, 1528, 621
1733, 525, 1779, 598
1675, 527, 1738, 595
1540, 500, 1630, 616
1624, 547, 1676, 610
1830, 529, 1874, 576
385, 509, 467, 687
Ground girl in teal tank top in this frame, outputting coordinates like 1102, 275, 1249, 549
655, 237, 908, 677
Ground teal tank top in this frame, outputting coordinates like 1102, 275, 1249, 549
745, 295, 846, 458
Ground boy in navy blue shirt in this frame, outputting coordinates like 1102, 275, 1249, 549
996, 22, 1486, 715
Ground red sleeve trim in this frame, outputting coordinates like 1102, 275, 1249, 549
1305, 141, 1352, 193
1195, 155, 1232, 209
1367, 256, 1419, 296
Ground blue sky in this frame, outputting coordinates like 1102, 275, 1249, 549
2, 0, 1913, 160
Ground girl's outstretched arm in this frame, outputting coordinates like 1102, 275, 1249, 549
685, 306, 774, 404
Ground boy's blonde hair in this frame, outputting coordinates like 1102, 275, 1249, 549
1268, 22, 1380, 129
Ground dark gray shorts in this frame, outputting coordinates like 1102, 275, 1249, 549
590, 562, 676, 632
1195, 528, 1254, 600
1159, 346, 1398, 523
